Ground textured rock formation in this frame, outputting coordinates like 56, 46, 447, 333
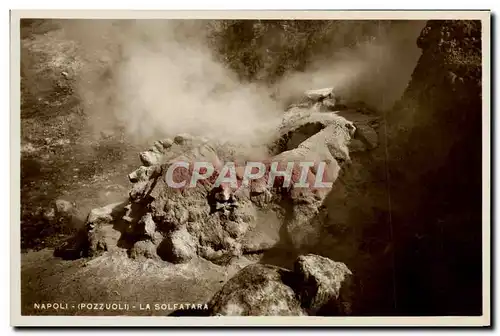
85, 202, 127, 257
207, 254, 353, 316
208, 264, 306, 316
57, 108, 378, 264
129, 240, 160, 260
294, 254, 354, 315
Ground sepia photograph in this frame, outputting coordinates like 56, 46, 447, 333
10, 10, 490, 327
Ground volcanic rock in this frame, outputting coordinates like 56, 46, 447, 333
67, 105, 379, 264
294, 254, 354, 315
207, 254, 354, 316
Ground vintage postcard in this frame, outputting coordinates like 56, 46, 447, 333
10, 10, 491, 327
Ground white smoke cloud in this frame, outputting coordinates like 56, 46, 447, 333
65, 20, 283, 146
60, 19, 424, 147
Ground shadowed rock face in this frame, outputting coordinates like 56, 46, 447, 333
386, 20, 483, 315
207, 254, 354, 316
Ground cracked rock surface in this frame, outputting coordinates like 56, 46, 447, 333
58, 106, 379, 264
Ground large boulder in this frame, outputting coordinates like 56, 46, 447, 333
294, 254, 354, 315
208, 263, 306, 316
207, 254, 354, 316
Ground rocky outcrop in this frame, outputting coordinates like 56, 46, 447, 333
276, 106, 380, 156
85, 202, 127, 257
207, 254, 354, 316
57, 107, 379, 264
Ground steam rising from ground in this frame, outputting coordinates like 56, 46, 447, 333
274, 21, 426, 110
61, 20, 424, 146
66, 20, 282, 146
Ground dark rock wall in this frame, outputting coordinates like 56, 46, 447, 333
387, 19, 483, 315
